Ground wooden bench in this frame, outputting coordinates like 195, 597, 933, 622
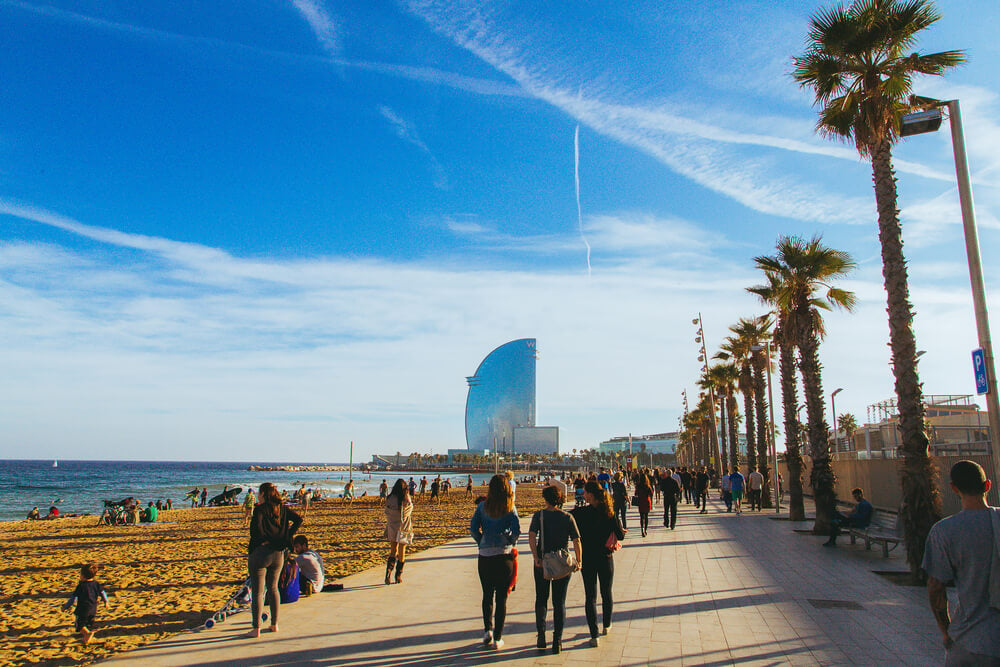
847, 508, 902, 557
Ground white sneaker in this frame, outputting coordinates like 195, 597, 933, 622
602, 624, 611, 635
492, 638, 504, 650
483, 631, 492, 645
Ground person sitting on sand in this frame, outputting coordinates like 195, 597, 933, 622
45, 506, 60, 520
62, 563, 111, 645
342, 480, 355, 503
26, 506, 40, 520
140, 502, 157, 523
292, 535, 325, 594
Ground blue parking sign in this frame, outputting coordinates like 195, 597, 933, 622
972, 348, 989, 394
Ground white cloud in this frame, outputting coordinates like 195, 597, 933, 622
290, 0, 340, 55
378, 106, 449, 190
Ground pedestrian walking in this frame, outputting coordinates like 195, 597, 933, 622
658, 468, 681, 529
720, 471, 733, 512
923, 460, 1000, 665
529, 485, 582, 655
610, 472, 629, 530
571, 481, 625, 646
634, 471, 653, 536
696, 467, 710, 513
384, 479, 414, 585
470, 474, 520, 650
748, 467, 764, 511
729, 469, 746, 515
246, 482, 302, 638
680, 467, 693, 504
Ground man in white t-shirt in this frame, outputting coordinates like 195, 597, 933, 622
292, 535, 325, 594
748, 468, 764, 511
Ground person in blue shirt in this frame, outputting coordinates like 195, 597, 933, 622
596, 468, 611, 491
728, 469, 746, 515
470, 474, 521, 650
823, 488, 873, 546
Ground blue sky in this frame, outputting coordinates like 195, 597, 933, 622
1, 0, 998, 462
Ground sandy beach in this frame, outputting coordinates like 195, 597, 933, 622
0, 483, 544, 666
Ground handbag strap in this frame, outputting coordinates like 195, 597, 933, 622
539, 509, 545, 554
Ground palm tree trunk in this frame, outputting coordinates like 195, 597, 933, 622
718, 396, 729, 473
742, 364, 757, 472
871, 141, 942, 577
727, 390, 739, 474
777, 323, 806, 521
752, 357, 772, 507
797, 305, 836, 533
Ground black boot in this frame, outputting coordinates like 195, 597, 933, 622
384, 557, 396, 585
536, 631, 546, 650
394, 559, 405, 583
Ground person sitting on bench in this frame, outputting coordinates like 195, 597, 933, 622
824, 488, 873, 547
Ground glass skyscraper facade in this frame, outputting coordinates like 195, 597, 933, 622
466, 338, 537, 453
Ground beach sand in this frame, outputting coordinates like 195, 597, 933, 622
0, 483, 543, 666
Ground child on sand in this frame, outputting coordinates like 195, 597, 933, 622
62, 564, 111, 645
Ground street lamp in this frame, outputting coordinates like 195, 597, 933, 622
694, 313, 721, 469
902, 98, 1000, 487
831, 388, 844, 452
751, 341, 780, 513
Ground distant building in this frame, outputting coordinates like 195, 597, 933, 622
465, 338, 559, 454
834, 394, 990, 457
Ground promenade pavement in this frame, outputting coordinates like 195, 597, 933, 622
103, 495, 945, 666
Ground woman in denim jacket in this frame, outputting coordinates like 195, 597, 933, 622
470, 474, 521, 650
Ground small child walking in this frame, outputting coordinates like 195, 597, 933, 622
62, 563, 111, 645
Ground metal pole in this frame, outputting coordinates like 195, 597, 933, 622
831, 393, 838, 451
349, 441, 353, 483
947, 99, 1000, 482
697, 313, 722, 471
766, 341, 780, 513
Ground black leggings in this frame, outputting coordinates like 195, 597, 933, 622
248, 546, 282, 629
613, 501, 628, 529
639, 510, 649, 534
534, 566, 571, 640
663, 501, 677, 528
478, 554, 514, 639
581, 556, 615, 637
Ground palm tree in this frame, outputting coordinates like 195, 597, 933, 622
705, 362, 741, 475
754, 235, 856, 532
792, 0, 963, 574
749, 272, 807, 520
838, 413, 860, 450
720, 317, 772, 474
751, 329, 775, 507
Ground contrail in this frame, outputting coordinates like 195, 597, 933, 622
574, 124, 592, 277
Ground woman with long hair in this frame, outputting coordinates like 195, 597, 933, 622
571, 480, 626, 646
470, 474, 520, 650
384, 478, 413, 585
246, 482, 302, 638
634, 471, 653, 537
529, 485, 582, 654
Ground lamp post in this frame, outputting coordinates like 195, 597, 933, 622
902, 98, 1000, 487
693, 314, 722, 469
830, 388, 844, 452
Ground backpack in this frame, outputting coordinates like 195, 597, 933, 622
278, 558, 300, 603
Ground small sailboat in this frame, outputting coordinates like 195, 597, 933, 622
53, 460, 58, 468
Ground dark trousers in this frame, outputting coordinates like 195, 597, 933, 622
663, 500, 677, 528
613, 500, 628, 529
638, 510, 649, 534
683, 487, 692, 503
581, 556, 615, 638
478, 554, 515, 639
697, 489, 707, 510
749, 489, 762, 511
248, 546, 283, 629
534, 566, 571, 640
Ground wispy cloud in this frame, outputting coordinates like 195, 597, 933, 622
378, 106, 449, 190
290, 0, 339, 55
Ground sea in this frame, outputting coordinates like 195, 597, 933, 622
0, 460, 494, 523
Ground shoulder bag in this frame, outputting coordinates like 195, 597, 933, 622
539, 509, 576, 580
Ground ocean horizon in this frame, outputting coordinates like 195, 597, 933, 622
0, 459, 490, 523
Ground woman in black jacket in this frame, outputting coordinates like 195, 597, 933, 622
528, 484, 582, 654
246, 482, 302, 638
571, 480, 626, 646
